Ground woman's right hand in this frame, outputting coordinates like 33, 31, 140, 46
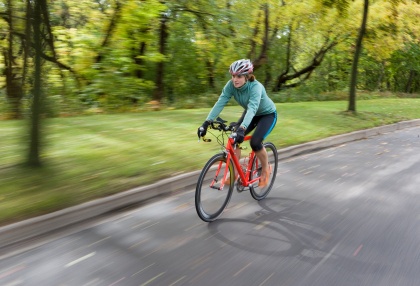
197, 121, 210, 138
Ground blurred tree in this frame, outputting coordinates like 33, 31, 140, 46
150, 0, 230, 102
227, 0, 355, 92
313, 0, 420, 95
323, 0, 420, 111
348, 0, 369, 112
322, 0, 369, 112
28, 0, 43, 167
389, 43, 420, 93
2, 0, 24, 119
387, 0, 420, 93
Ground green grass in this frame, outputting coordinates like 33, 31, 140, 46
1, 98, 420, 225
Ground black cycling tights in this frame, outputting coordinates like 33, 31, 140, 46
243, 112, 277, 152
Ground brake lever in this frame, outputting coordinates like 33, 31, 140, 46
198, 137, 212, 143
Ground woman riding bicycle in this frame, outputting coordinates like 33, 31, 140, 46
197, 59, 277, 188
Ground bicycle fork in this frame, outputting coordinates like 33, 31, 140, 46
209, 154, 232, 191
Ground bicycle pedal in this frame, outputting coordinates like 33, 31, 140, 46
210, 185, 223, 191
236, 182, 248, 193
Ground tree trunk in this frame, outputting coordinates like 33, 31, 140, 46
376, 62, 385, 91
206, 60, 216, 89
153, 14, 169, 102
5, 67, 23, 119
249, 3, 270, 71
5, 0, 23, 119
135, 42, 147, 79
96, 0, 122, 63
27, 0, 43, 167
348, 0, 369, 112
405, 70, 415, 93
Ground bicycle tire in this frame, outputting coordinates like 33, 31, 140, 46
195, 153, 234, 222
249, 142, 278, 200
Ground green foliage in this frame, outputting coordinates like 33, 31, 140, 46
322, 0, 350, 12
165, 16, 210, 98
388, 43, 420, 93
1, 0, 420, 116
389, 42, 420, 72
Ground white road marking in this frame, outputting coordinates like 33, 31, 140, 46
65, 252, 96, 268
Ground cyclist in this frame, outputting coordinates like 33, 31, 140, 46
197, 59, 277, 187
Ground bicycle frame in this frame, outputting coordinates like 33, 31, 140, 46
211, 135, 260, 190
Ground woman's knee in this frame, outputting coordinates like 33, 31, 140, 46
250, 137, 263, 152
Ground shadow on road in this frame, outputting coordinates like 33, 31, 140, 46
206, 196, 352, 265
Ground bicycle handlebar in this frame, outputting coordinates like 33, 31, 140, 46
198, 117, 238, 143
209, 117, 235, 132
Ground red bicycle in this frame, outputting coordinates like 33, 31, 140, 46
195, 118, 278, 222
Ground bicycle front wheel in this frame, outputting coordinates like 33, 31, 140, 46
249, 142, 278, 200
195, 153, 234, 222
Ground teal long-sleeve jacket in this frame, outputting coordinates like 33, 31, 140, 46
206, 79, 276, 129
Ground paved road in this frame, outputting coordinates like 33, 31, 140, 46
1, 126, 419, 286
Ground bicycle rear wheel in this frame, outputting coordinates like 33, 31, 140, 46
249, 142, 278, 200
195, 153, 234, 222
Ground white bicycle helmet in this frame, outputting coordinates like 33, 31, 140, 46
229, 59, 254, 76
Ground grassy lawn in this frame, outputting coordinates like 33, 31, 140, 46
1, 98, 420, 225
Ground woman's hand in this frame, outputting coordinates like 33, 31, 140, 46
197, 120, 210, 138
234, 126, 245, 144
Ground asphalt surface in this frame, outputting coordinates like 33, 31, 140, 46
0, 124, 419, 285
